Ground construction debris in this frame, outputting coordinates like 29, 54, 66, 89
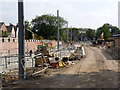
66, 61, 75, 65
40, 46, 49, 56
32, 67, 48, 76
1, 43, 86, 87
56, 60, 67, 68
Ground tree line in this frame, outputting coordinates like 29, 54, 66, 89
25, 14, 120, 41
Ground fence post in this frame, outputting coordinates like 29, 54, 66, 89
5, 56, 7, 69
60, 50, 61, 58
32, 58, 34, 73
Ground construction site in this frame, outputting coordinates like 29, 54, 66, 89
0, 40, 119, 89
0, 0, 120, 89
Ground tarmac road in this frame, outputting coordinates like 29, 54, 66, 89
8, 44, 119, 88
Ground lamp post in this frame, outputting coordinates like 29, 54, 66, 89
18, 0, 25, 80
67, 22, 69, 45
73, 27, 76, 43
71, 26, 72, 44
57, 10, 59, 50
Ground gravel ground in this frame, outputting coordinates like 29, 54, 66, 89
4, 44, 119, 89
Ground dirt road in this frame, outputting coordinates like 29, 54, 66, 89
10, 44, 119, 88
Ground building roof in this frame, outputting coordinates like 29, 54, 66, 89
14, 25, 18, 32
0, 22, 4, 28
6, 26, 12, 33
6, 24, 18, 33
113, 34, 120, 37
25, 29, 34, 34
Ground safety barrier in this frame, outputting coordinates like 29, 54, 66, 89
0, 51, 52, 87
0, 43, 78, 88
0, 54, 35, 88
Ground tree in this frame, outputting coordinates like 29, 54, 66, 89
25, 20, 32, 31
96, 23, 120, 40
102, 25, 111, 40
25, 20, 33, 39
31, 14, 67, 40
86, 29, 96, 40
96, 24, 111, 40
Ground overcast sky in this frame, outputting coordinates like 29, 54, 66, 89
0, 0, 119, 29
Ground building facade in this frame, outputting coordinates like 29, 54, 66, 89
0, 22, 8, 37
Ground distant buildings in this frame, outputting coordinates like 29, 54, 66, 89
65, 28, 88, 42
6, 23, 18, 38
0, 22, 7, 37
78, 34, 88, 41
0, 22, 35, 40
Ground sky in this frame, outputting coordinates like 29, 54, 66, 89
0, 0, 120, 29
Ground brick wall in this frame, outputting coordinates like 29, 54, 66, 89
0, 38, 62, 55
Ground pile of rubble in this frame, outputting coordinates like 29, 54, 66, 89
35, 45, 85, 68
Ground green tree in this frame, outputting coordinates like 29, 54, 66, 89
96, 23, 120, 40
86, 29, 96, 40
31, 14, 67, 40
25, 20, 32, 31
102, 25, 111, 40
97, 24, 111, 40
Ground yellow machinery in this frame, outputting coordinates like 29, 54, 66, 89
56, 60, 67, 68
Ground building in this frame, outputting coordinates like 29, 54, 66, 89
78, 34, 88, 41
0, 22, 8, 37
0, 22, 35, 40
6, 24, 17, 38
25, 29, 35, 40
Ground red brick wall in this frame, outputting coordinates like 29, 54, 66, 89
0, 40, 62, 55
